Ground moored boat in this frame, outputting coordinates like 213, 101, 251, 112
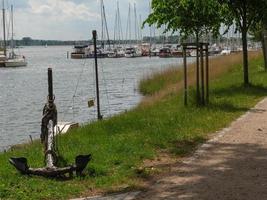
71, 45, 90, 59
125, 47, 142, 58
107, 47, 125, 58
159, 47, 172, 58
140, 43, 150, 56
0, 4, 27, 68
150, 47, 160, 56
5, 55, 27, 67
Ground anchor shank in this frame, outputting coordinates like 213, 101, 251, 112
9, 68, 91, 178
46, 120, 55, 168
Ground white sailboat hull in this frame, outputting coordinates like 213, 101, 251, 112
5, 58, 27, 67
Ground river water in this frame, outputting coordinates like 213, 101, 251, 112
0, 46, 186, 151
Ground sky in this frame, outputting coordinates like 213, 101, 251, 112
3, 0, 152, 40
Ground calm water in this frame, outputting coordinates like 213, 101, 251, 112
0, 46, 187, 151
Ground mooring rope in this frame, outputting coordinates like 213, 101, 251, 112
99, 59, 111, 116
61, 59, 88, 121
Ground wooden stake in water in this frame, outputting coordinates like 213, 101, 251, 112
48, 68, 53, 102
92, 30, 103, 120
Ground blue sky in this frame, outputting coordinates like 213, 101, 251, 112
5, 0, 151, 40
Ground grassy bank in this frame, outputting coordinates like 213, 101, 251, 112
1, 53, 267, 199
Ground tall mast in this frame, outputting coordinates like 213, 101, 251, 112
100, 0, 104, 41
11, 4, 14, 57
113, 7, 118, 47
139, 15, 142, 42
129, 3, 131, 42
134, 3, 137, 43
2, 0, 6, 56
117, 1, 123, 45
149, 1, 152, 48
100, 0, 110, 49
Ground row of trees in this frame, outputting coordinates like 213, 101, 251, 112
145, 0, 267, 86
16, 37, 89, 46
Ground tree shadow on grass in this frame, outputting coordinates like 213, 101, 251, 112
212, 83, 267, 97
208, 102, 249, 113
203, 83, 267, 113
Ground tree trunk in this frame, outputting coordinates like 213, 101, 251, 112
262, 29, 267, 70
242, 29, 249, 86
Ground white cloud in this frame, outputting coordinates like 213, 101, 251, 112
27, 0, 100, 21
7, 0, 151, 40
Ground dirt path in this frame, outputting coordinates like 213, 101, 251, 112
134, 97, 267, 200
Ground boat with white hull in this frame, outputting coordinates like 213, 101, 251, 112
0, 3, 27, 67
125, 47, 142, 58
4, 56, 27, 67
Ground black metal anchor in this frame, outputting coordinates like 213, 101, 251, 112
9, 68, 91, 178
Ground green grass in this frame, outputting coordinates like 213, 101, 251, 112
1, 55, 267, 199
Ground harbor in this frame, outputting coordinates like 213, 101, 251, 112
1, 0, 267, 199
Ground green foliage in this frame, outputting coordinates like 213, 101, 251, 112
145, 0, 223, 39
219, 0, 267, 85
0, 56, 266, 199
249, 2, 267, 42
220, 0, 267, 31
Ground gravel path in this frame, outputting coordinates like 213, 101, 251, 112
135, 98, 267, 200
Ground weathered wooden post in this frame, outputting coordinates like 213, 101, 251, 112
92, 30, 103, 120
200, 44, 205, 105
205, 43, 209, 104
48, 68, 53, 102
183, 45, 188, 106
196, 43, 200, 104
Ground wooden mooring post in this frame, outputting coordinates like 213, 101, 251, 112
48, 68, 53, 103
92, 30, 103, 120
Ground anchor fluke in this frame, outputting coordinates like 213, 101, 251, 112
75, 154, 92, 176
9, 157, 29, 174
9, 155, 91, 177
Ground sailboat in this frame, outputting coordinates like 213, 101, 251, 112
0, 2, 27, 67
124, 3, 142, 58
108, 1, 125, 58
